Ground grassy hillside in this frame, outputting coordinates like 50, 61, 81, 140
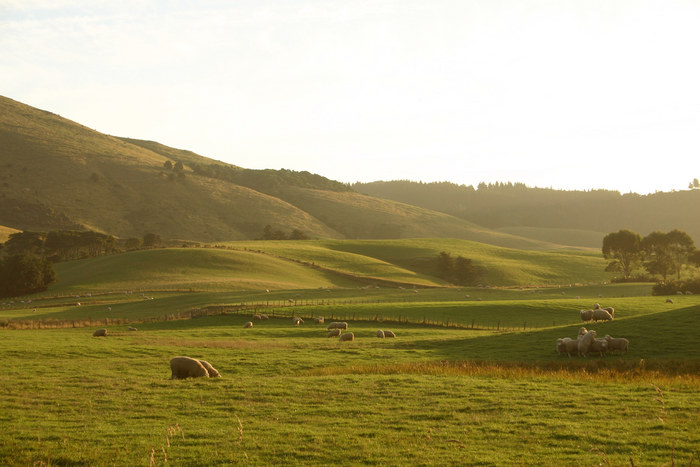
0, 225, 19, 243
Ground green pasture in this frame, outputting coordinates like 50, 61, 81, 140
1, 306, 699, 466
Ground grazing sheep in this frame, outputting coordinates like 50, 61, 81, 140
604, 335, 629, 354
327, 329, 342, 337
376, 330, 385, 338
384, 330, 396, 338
261, 314, 269, 320
314, 317, 325, 324
127, 326, 138, 331
580, 309, 594, 322
170, 356, 209, 379
666, 298, 674, 304
339, 332, 355, 342
253, 314, 262, 321
243, 321, 253, 328
578, 329, 597, 357
592, 308, 613, 322
198, 360, 221, 378
92, 328, 107, 337
589, 338, 608, 357
327, 322, 348, 330
293, 317, 304, 325
603, 307, 615, 318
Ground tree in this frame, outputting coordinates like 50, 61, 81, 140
689, 178, 699, 189
666, 229, 696, 280
142, 233, 162, 248
642, 231, 674, 281
289, 229, 309, 240
689, 250, 700, 270
3, 231, 45, 256
0, 253, 56, 298
602, 229, 643, 279
164, 160, 173, 170
125, 237, 142, 250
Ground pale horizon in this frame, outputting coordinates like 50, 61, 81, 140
2, 0, 699, 195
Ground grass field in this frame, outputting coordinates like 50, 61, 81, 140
1, 243, 698, 465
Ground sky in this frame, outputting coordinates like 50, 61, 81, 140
1, 0, 699, 194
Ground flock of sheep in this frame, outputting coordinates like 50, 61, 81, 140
167, 314, 396, 379
556, 303, 629, 358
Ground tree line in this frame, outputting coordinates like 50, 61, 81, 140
602, 228, 700, 294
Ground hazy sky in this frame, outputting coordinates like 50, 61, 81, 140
2, 1, 699, 194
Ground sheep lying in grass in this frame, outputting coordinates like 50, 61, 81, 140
198, 360, 221, 378
327, 322, 348, 330
578, 329, 597, 357
314, 317, 324, 324
339, 332, 354, 342
592, 308, 613, 322
580, 309, 594, 322
384, 330, 396, 338
327, 329, 341, 337
292, 317, 304, 325
376, 330, 385, 338
243, 321, 253, 328
93, 328, 107, 337
170, 356, 209, 379
604, 335, 629, 354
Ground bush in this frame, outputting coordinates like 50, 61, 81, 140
0, 253, 57, 298
652, 279, 700, 296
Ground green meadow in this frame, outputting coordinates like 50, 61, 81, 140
1, 241, 699, 466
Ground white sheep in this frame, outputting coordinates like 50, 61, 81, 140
603, 306, 615, 318
589, 338, 608, 357
327, 329, 341, 337
292, 317, 304, 325
339, 332, 354, 342
556, 337, 579, 357
578, 329, 597, 357
666, 298, 674, 304
313, 317, 325, 324
376, 330, 385, 338
556, 337, 572, 355
604, 335, 629, 354
580, 309, 594, 322
327, 322, 348, 330
253, 314, 262, 321
243, 321, 253, 328
592, 308, 613, 322
578, 327, 588, 338
170, 356, 208, 379
383, 330, 396, 338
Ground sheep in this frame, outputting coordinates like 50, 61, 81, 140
578, 327, 588, 338
603, 307, 615, 318
580, 309, 594, 322
589, 338, 608, 357
127, 326, 138, 331
261, 314, 269, 320
376, 330, 385, 338
313, 317, 325, 324
592, 308, 613, 322
593, 303, 601, 310
578, 329, 597, 357
556, 337, 572, 355
92, 328, 107, 337
198, 360, 221, 378
292, 317, 304, 325
604, 335, 629, 354
339, 332, 354, 342
327, 329, 342, 337
170, 357, 209, 379
666, 298, 674, 304
243, 321, 253, 328
253, 314, 262, 321
327, 322, 348, 330
384, 330, 396, 338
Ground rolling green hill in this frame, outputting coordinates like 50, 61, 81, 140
0, 95, 556, 248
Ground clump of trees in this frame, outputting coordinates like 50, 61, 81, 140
163, 160, 185, 181
602, 228, 700, 294
435, 251, 484, 286
4, 230, 118, 262
260, 225, 309, 240
0, 253, 56, 298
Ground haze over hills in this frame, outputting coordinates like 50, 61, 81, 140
1, 94, 696, 250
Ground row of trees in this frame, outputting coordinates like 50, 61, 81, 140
602, 229, 700, 289
0, 253, 56, 298
260, 225, 309, 240
3, 230, 118, 262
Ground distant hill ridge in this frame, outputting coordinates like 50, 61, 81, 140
2, 94, 696, 249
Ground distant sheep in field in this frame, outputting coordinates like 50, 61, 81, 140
666, 298, 674, 304
578, 329, 597, 357
170, 356, 209, 379
383, 330, 396, 338
327, 322, 348, 330
127, 326, 137, 331
589, 338, 608, 357
314, 317, 325, 324
293, 317, 304, 325
327, 329, 341, 337
376, 330, 385, 338
198, 360, 221, 378
339, 332, 354, 342
580, 309, 594, 322
261, 314, 269, 320
243, 321, 253, 328
592, 308, 613, 322
93, 328, 107, 337
603, 307, 615, 318
604, 335, 629, 354
253, 314, 262, 321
